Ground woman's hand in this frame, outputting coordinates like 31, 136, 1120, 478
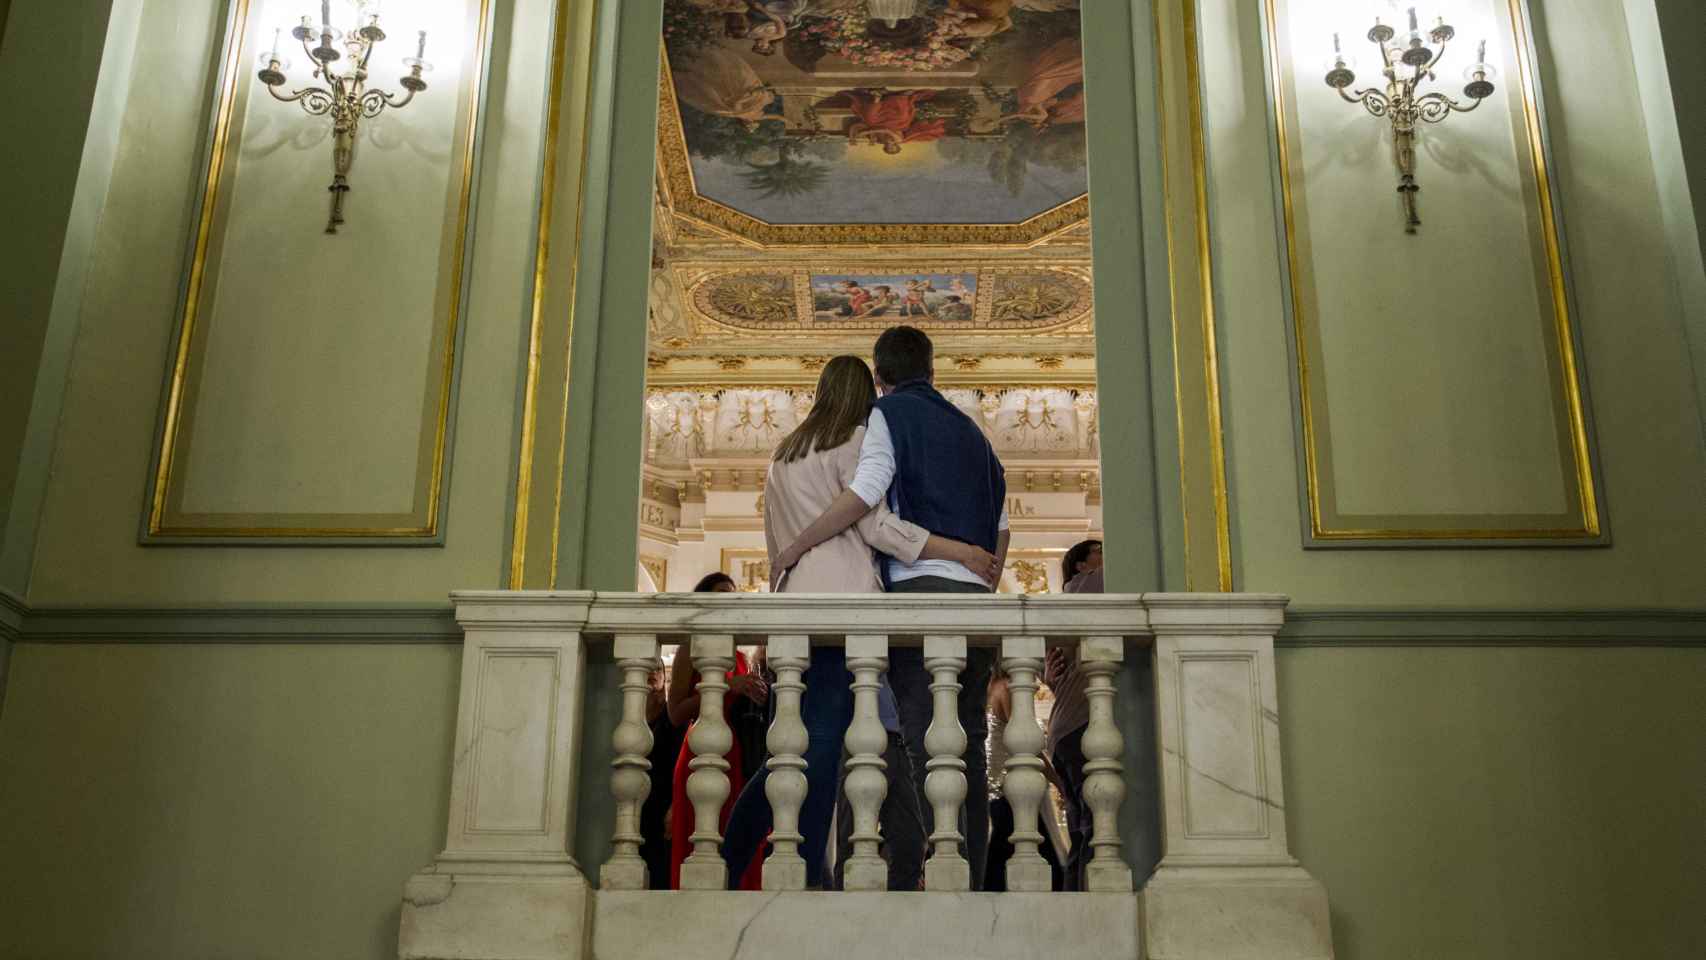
728, 673, 769, 706
774, 540, 805, 577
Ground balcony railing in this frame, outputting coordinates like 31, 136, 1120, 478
399, 592, 1334, 960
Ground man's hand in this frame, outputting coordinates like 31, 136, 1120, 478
729, 673, 769, 706
951, 542, 1002, 586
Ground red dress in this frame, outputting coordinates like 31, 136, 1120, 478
668, 651, 765, 890
846, 90, 949, 144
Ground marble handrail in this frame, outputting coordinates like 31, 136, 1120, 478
448, 589, 1288, 641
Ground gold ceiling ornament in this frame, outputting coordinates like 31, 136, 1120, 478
256, 0, 435, 233
706, 274, 795, 326
988, 274, 1080, 324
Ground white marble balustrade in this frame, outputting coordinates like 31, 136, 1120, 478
399, 592, 1334, 960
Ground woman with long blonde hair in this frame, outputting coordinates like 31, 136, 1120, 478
714, 355, 996, 888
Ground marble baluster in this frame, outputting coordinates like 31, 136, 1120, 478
841, 634, 890, 891
1001, 635, 1052, 892
679, 633, 735, 890
1079, 635, 1134, 892
762, 635, 811, 890
602, 634, 661, 890
922, 634, 969, 891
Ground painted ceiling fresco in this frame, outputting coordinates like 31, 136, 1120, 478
685, 266, 1092, 334
660, 0, 1088, 246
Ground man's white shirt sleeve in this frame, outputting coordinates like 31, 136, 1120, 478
849, 408, 896, 508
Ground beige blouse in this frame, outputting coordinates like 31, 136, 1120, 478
766, 426, 928, 593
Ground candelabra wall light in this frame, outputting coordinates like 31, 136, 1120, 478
256, 1, 433, 233
1323, 6, 1497, 233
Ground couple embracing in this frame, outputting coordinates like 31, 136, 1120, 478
718, 326, 1008, 890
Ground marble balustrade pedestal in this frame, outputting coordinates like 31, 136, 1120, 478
399, 595, 597, 960
1139, 594, 1333, 960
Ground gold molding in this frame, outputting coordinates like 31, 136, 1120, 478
512, 0, 602, 587
720, 547, 771, 592
1263, 0, 1602, 542
654, 51, 1090, 250
1156, 0, 1235, 589
146, 0, 493, 540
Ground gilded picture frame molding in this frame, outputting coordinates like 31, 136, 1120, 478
141, 0, 498, 546
1258, 0, 1610, 548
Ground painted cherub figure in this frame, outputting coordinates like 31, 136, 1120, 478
902, 278, 936, 319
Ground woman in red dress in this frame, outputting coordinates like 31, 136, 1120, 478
845, 90, 948, 154
665, 573, 767, 890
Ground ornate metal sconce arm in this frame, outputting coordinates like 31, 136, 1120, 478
1337, 86, 1391, 119
1416, 91, 1480, 123
256, 8, 432, 235
1322, 9, 1496, 233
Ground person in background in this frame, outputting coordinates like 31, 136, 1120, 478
983, 666, 1065, 891
665, 572, 768, 889
1046, 538, 1104, 889
639, 664, 686, 890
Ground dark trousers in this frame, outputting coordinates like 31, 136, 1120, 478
985, 794, 1066, 892
833, 731, 926, 890
1052, 724, 1092, 891
887, 575, 995, 890
720, 647, 853, 888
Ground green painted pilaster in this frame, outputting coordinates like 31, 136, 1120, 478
1636, 0, 1706, 473
553, 0, 662, 592
0, 0, 136, 596
1084, 0, 1178, 594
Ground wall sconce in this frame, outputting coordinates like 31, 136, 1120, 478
1323, 6, 1497, 234
256, 1, 433, 234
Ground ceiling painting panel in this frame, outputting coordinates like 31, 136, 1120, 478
675, 264, 1092, 338
659, 0, 1088, 248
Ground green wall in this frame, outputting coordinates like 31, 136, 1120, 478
0, 0, 119, 593
1, 2, 1704, 960
1279, 644, 1706, 960
0, 642, 459, 960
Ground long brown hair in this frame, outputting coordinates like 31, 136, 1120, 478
774, 355, 876, 463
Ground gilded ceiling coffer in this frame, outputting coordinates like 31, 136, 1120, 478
256, 0, 432, 234
1323, 6, 1496, 234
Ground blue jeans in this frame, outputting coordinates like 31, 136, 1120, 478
720, 647, 853, 888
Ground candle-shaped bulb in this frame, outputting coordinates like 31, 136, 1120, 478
1477, 39, 1487, 64
271, 26, 281, 54
1407, 7, 1418, 31
1333, 32, 1342, 54
321, 0, 331, 29
415, 29, 427, 60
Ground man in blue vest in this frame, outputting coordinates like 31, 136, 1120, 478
773, 325, 1009, 888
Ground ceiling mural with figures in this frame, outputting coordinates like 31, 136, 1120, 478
659, 0, 1088, 247
682, 265, 1092, 333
